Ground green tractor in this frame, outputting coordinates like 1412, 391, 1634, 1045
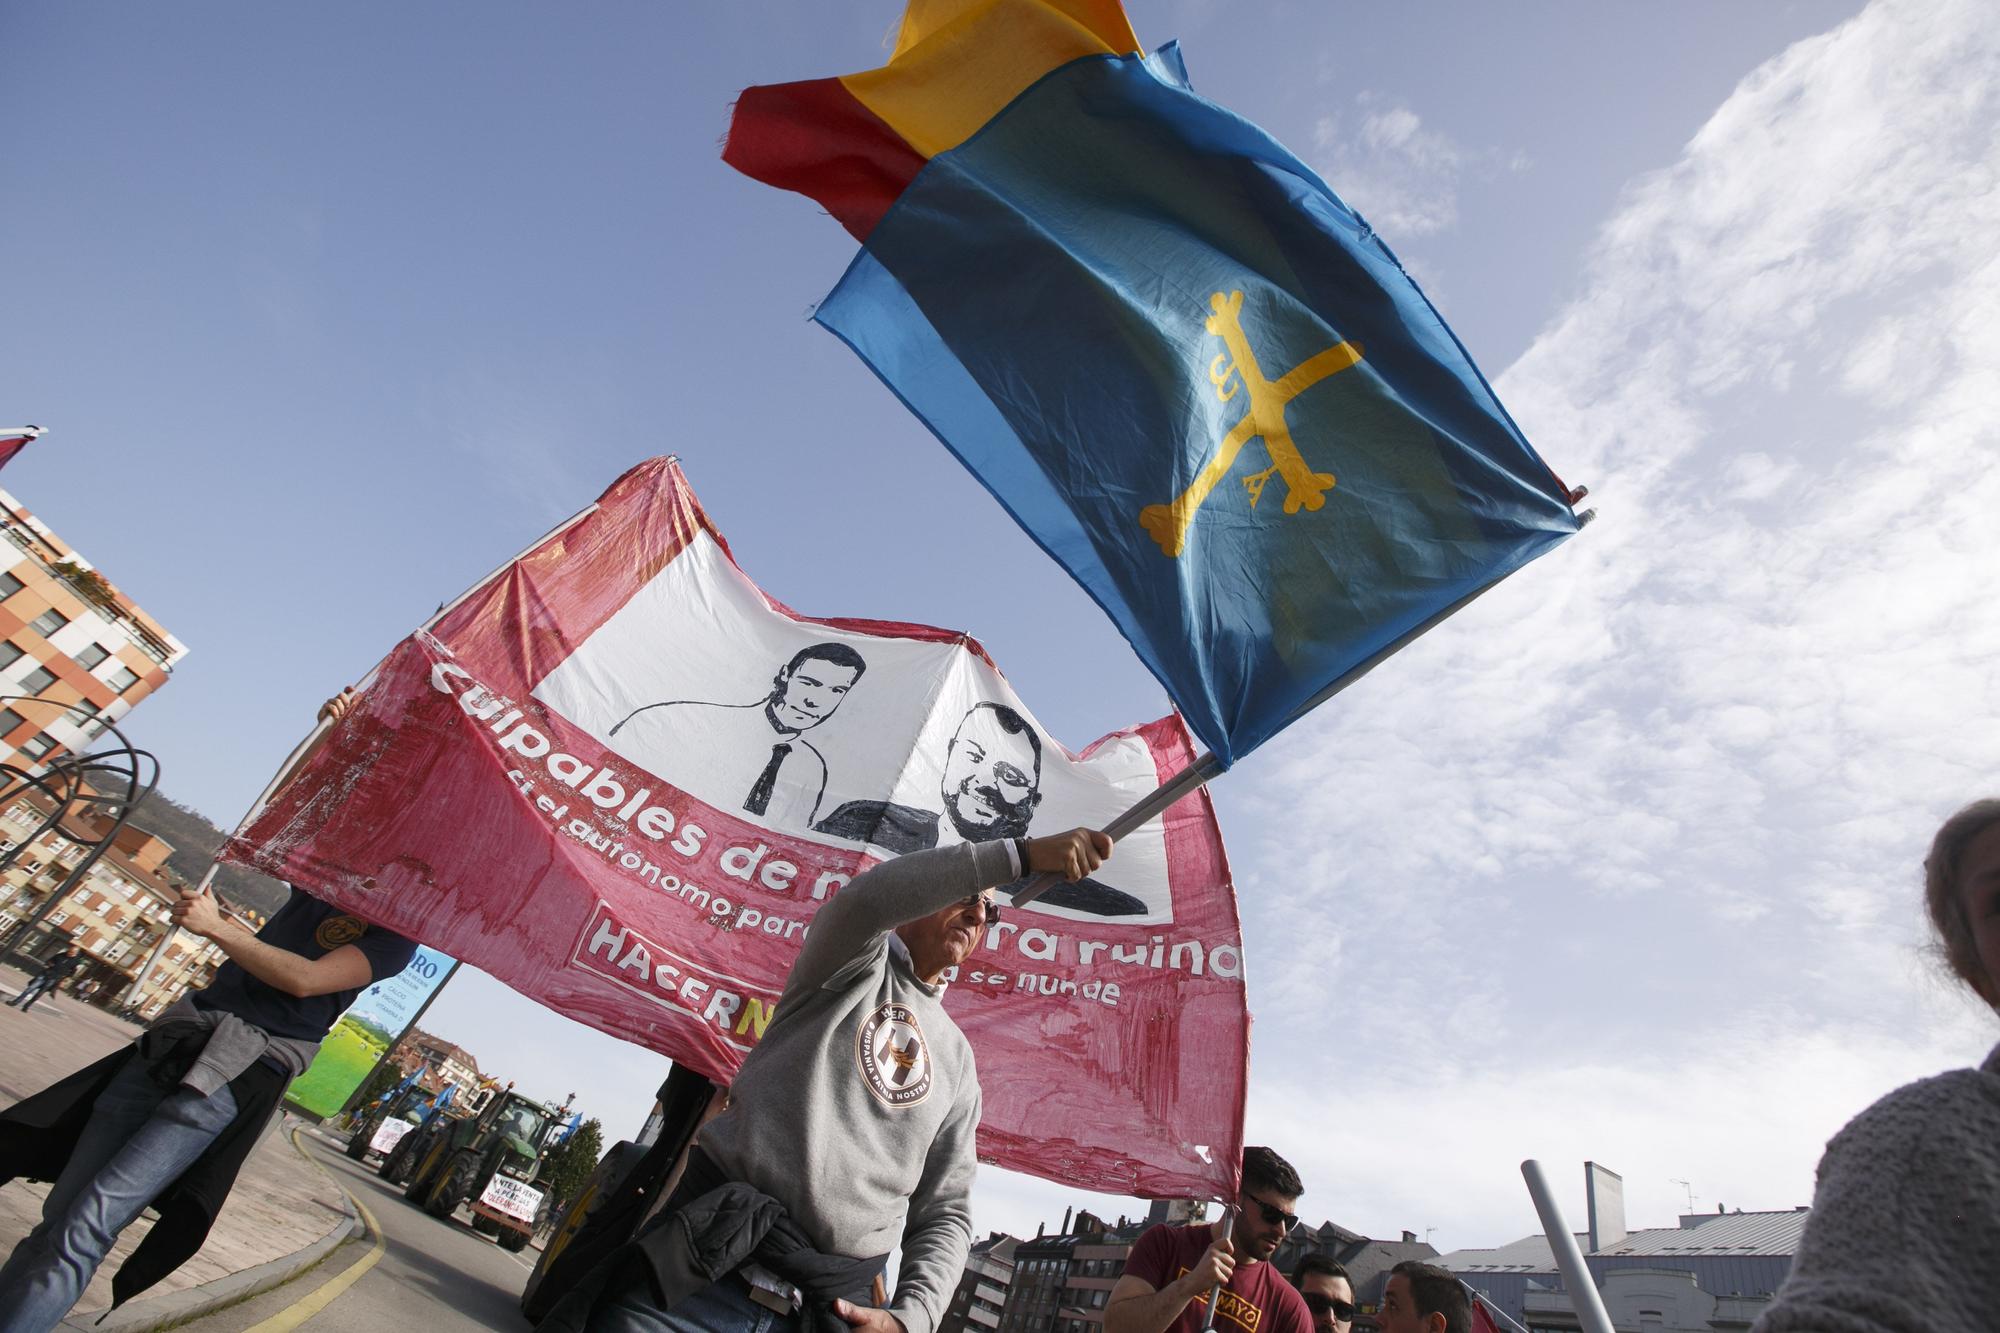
344, 1078, 435, 1165
403, 1086, 572, 1252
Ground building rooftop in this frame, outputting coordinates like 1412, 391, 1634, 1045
1600, 1210, 1810, 1258
1440, 1210, 1811, 1274
0, 488, 185, 663
968, 1234, 1018, 1264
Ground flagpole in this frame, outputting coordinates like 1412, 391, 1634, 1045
1520, 1160, 1617, 1333
1012, 575, 1522, 904
1009, 749, 1224, 906
1196, 1204, 1239, 1332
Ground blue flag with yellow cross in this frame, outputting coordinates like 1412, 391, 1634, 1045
727, 0, 1583, 766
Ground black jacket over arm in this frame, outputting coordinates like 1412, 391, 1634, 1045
0, 1041, 291, 1307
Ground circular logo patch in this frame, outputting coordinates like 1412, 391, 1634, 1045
315, 914, 368, 950
857, 1002, 931, 1108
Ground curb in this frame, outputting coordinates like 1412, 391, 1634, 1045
62, 1124, 364, 1333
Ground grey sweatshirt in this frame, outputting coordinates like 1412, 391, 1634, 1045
1752, 1040, 2000, 1333
698, 839, 1017, 1333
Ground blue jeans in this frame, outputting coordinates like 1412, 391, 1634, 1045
586, 1270, 803, 1333
0, 1056, 239, 1333
9, 977, 57, 1011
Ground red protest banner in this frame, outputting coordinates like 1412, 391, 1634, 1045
226, 458, 1246, 1199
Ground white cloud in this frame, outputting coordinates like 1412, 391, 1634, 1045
1312, 94, 1528, 239
1203, 0, 2000, 1250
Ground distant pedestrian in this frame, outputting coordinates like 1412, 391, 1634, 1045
0, 690, 420, 1333
8, 944, 85, 1013
1752, 799, 2000, 1333
1106, 1146, 1314, 1333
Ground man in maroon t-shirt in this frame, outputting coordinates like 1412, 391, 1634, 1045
1106, 1146, 1313, 1333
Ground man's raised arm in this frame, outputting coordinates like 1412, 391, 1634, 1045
787, 829, 1109, 994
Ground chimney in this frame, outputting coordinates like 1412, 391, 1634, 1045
1585, 1162, 1626, 1253
1061, 1207, 1073, 1234
1402, 1231, 1416, 1244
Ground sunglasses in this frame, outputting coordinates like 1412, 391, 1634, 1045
1303, 1293, 1356, 1322
1245, 1195, 1298, 1231
960, 892, 1002, 926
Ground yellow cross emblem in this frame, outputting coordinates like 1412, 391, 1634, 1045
1138, 290, 1364, 558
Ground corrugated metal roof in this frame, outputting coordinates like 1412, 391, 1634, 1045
1599, 1211, 1809, 1258
1439, 1210, 1808, 1272
1436, 1234, 1574, 1272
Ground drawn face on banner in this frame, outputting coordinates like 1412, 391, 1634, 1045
767, 647, 865, 734
940, 703, 1042, 841
533, 530, 1177, 922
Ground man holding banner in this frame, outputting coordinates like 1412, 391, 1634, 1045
0, 696, 418, 1333
545, 827, 1110, 1333
1109, 1146, 1313, 1333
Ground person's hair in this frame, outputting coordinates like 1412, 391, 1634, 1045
1924, 799, 2000, 997
1241, 1145, 1303, 1201
957, 702, 1044, 781
1291, 1253, 1349, 1288
772, 642, 868, 696
1390, 1262, 1469, 1333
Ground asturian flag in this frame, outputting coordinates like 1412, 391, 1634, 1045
726, 0, 1582, 766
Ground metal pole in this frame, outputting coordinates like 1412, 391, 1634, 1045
0, 705, 159, 956
1197, 1204, 1239, 1332
1520, 1160, 1616, 1333
1010, 750, 1225, 906
1011, 579, 1513, 906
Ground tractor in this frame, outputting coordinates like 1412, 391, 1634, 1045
402, 1086, 573, 1252
343, 1078, 435, 1165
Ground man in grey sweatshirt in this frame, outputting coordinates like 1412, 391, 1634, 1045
581, 826, 1111, 1333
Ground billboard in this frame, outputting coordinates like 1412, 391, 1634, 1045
286, 944, 458, 1119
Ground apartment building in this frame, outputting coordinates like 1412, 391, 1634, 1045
0, 793, 246, 1017
0, 486, 186, 767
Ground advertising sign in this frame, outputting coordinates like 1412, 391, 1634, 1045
286, 945, 458, 1119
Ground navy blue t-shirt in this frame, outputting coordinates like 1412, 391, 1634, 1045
192, 890, 419, 1041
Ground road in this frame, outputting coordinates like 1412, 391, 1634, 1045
168, 1127, 539, 1332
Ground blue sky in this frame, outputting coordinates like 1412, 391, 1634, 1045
10, 0, 1996, 1256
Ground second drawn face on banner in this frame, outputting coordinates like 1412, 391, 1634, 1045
532, 532, 1175, 923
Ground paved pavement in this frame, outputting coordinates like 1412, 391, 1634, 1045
166, 1126, 538, 1331
0, 972, 349, 1322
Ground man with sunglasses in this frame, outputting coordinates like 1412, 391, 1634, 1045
1290, 1255, 1355, 1333
1107, 1146, 1314, 1333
